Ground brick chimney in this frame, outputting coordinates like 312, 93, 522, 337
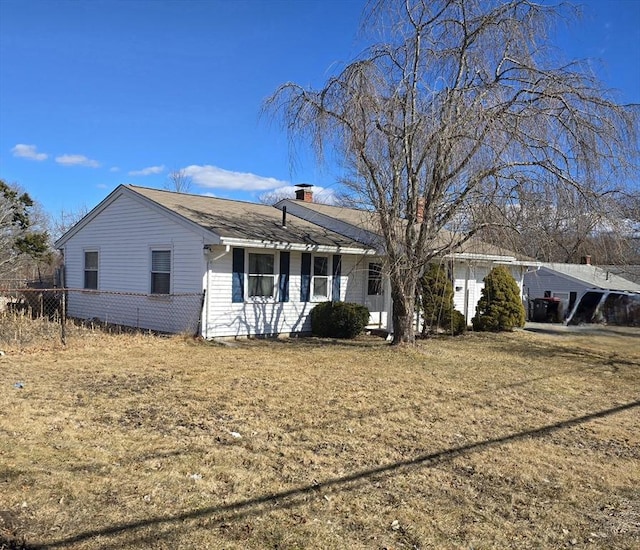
581, 255, 592, 265
295, 183, 313, 202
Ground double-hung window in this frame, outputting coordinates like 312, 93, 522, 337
367, 262, 383, 295
248, 253, 275, 298
151, 250, 171, 294
312, 256, 329, 300
84, 251, 98, 289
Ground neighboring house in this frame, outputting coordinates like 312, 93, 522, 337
55, 184, 536, 338
523, 260, 640, 321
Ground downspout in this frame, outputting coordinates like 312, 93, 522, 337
464, 261, 470, 326
384, 268, 393, 334
519, 265, 526, 316
205, 255, 210, 340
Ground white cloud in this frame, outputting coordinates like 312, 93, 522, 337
128, 165, 165, 176
12, 144, 48, 161
109, 167, 120, 173
182, 165, 287, 191
55, 154, 101, 168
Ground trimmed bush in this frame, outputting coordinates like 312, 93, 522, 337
472, 266, 526, 331
310, 301, 370, 339
419, 263, 466, 336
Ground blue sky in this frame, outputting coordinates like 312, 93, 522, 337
1, 0, 639, 221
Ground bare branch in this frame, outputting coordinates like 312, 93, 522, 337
266, 0, 639, 344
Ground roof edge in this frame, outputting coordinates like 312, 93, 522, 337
54, 184, 223, 248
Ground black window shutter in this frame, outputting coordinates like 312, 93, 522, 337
279, 251, 290, 302
232, 248, 244, 303
332, 254, 342, 302
300, 252, 311, 302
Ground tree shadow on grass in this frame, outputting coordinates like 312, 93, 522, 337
0, 535, 39, 550
32, 400, 640, 549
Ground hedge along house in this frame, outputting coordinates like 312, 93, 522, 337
54, 184, 381, 338
275, 195, 539, 327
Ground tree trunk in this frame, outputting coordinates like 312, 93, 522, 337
390, 279, 416, 345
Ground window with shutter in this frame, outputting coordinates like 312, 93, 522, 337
248, 253, 275, 298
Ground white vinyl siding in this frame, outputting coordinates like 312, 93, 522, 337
61, 193, 205, 294
61, 191, 206, 334
203, 248, 373, 338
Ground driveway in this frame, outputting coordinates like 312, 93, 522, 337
524, 321, 640, 338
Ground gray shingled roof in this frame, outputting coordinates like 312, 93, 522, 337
279, 199, 532, 261
282, 201, 380, 232
598, 265, 640, 285
128, 185, 370, 250
542, 263, 640, 292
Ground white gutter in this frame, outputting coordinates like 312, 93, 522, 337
219, 237, 377, 256
445, 252, 518, 262
495, 260, 543, 267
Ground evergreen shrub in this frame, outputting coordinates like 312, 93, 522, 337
446, 309, 467, 336
419, 263, 466, 336
472, 266, 526, 331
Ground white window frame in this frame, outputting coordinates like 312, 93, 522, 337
150, 249, 172, 295
248, 252, 276, 299
84, 250, 99, 290
312, 255, 329, 301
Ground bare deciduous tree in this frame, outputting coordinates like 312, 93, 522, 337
475, 182, 640, 264
164, 169, 193, 193
267, 0, 638, 344
258, 186, 339, 205
51, 205, 89, 243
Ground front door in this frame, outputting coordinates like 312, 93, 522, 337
365, 262, 384, 327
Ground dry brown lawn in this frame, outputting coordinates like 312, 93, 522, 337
1, 326, 638, 549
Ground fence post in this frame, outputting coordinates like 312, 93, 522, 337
61, 291, 67, 346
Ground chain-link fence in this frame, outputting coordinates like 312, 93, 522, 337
0, 284, 205, 349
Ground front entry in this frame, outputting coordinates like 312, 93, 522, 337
365, 262, 385, 327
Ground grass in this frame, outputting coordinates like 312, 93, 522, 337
0, 326, 638, 549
